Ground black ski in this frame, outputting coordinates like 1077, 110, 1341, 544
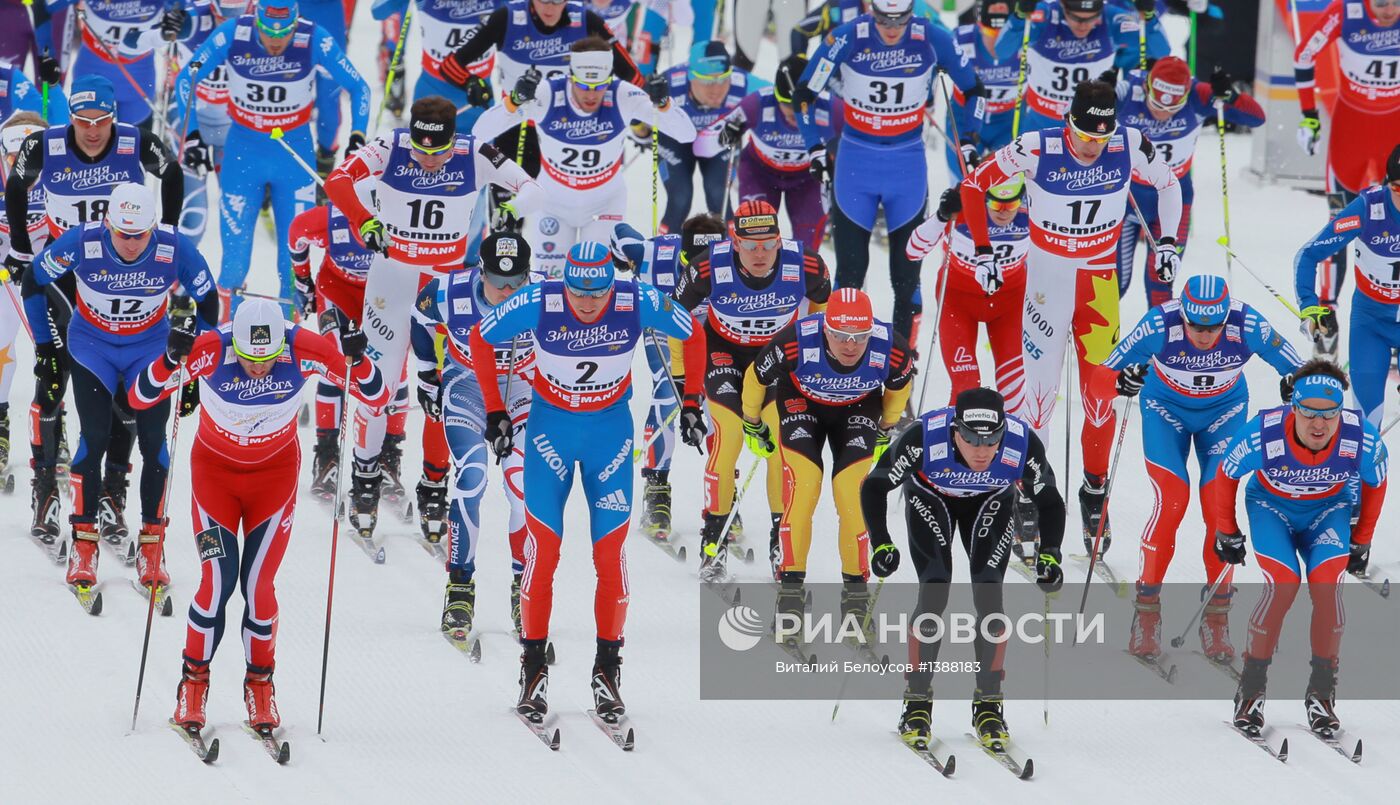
69, 583, 103, 616
642, 530, 687, 562
31, 532, 66, 565
1225, 721, 1288, 762
443, 629, 483, 662
1125, 650, 1178, 684
965, 732, 1034, 779
517, 711, 560, 750
1192, 651, 1242, 682
770, 629, 818, 664
169, 719, 219, 763
898, 732, 956, 776
587, 709, 635, 751
242, 722, 290, 764
1303, 725, 1362, 763
131, 580, 174, 617
1350, 570, 1390, 599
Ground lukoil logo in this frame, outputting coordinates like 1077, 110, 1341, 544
717, 605, 766, 652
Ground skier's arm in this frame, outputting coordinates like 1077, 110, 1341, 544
905, 214, 948, 261
473, 141, 543, 219
1023, 430, 1066, 555
1353, 422, 1389, 546
745, 327, 796, 419
1293, 2, 1344, 114
1242, 306, 1305, 377
794, 24, 853, 146
325, 136, 393, 234
860, 423, 925, 550
610, 223, 649, 271
410, 281, 445, 369
639, 283, 704, 398
129, 331, 223, 409
1194, 81, 1266, 129
694, 93, 754, 159
172, 19, 236, 135
1102, 308, 1167, 370
1109, 9, 1169, 69
1128, 129, 1181, 237
441, 5, 508, 85
992, 6, 1037, 61
475, 283, 541, 346
880, 332, 916, 427
801, 248, 831, 308
4, 132, 44, 258
582, 10, 642, 85
21, 227, 82, 343
789, 4, 830, 56
5, 69, 45, 116
960, 132, 1040, 248
313, 26, 371, 139
137, 128, 183, 227
370, 0, 410, 20
289, 205, 331, 281
1292, 195, 1366, 311
292, 326, 391, 407
1212, 416, 1265, 534
932, 25, 985, 136
174, 234, 219, 329
620, 82, 696, 143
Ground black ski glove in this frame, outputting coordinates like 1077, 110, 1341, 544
486, 410, 514, 461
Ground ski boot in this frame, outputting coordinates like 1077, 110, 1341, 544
768, 514, 783, 581
774, 574, 807, 644
591, 642, 626, 722
1079, 474, 1110, 555
97, 470, 130, 547
1199, 587, 1235, 663
30, 466, 62, 544
315, 147, 337, 180
1232, 655, 1271, 736
639, 469, 671, 540
697, 512, 729, 582
516, 642, 551, 722
309, 429, 339, 501
1305, 656, 1341, 737
243, 667, 281, 732
173, 661, 211, 730
66, 526, 101, 587
379, 434, 408, 505
1128, 587, 1162, 658
840, 577, 874, 646
441, 571, 476, 638
0, 405, 10, 480
416, 477, 448, 544
898, 686, 934, 745
349, 465, 382, 539
972, 690, 1009, 749
136, 523, 171, 590
510, 573, 524, 636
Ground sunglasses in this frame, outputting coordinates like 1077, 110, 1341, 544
1069, 124, 1114, 143
1372, 0, 1397, 7
536, 0, 567, 4
988, 196, 1022, 212
956, 421, 1006, 447
1064, 11, 1100, 24
111, 227, 152, 240
690, 68, 732, 84
256, 21, 296, 38
1293, 401, 1342, 420
827, 327, 872, 344
411, 139, 454, 156
233, 344, 285, 363
873, 12, 912, 28
566, 285, 611, 299
570, 75, 610, 91
484, 272, 528, 290
1185, 321, 1225, 333
735, 237, 779, 252
1390, 180, 1400, 192
73, 113, 115, 127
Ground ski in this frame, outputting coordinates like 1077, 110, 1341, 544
31, 532, 66, 565
1225, 721, 1288, 762
1192, 652, 1242, 682
1070, 554, 1130, 597
1302, 725, 1362, 763
242, 721, 290, 764
101, 536, 137, 567
898, 731, 956, 777
415, 535, 446, 561
69, 583, 103, 616
443, 629, 483, 663
168, 719, 219, 763
727, 538, 755, 563
1125, 651, 1178, 684
1350, 570, 1390, 599
770, 629, 818, 664
1010, 557, 1038, 584
130, 580, 174, 617
587, 709, 635, 751
517, 711, 560, 750
642, 530, 686, 562
965, 732, 1034, 779
354, 533, 386, 564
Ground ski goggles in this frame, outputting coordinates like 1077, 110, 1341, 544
410, 138, 454, 155
484, 271, 529, 290
1293, 401, 1342, 420
570, 74, 612, 91
111, 225, 153, 240
873, 10, 913, 28
565, 283, 611, 299
1184, 320, 1225, 333
233, 341, 287, 363
1064, 10, 1102, 25
1388, 180, 1400, 191
734, 236, 780, 252
535, 0, 567, 5
1371, 0, 1398, 7
955, 420, 1006, 447
689, 66, 732, 84
827, 326, 872, 344
1068, 120, 1115, 143
988, 195, 1022, 212
72, 112, 115, 128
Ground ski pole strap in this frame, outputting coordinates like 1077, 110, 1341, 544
1300, 305, 1332, 323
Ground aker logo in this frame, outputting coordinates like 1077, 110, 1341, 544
195, 527, 227, 561
594, 489, 630, 512
1334, 216, 1361, 233
249, 324, 272, 345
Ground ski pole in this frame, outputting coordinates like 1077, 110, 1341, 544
235, 287, 293, 305
1137, 12, 1147, 72
0, 271, 35, 343
1383, 411, 1400, 436
830, 577, 886, 722
374, 5, 414, 132
721, 129, 742, 219
1074, 402, 1134, 621
270, 127, 327, 187
174, 65, 200, 164
652, 125, 660, 236
1010, 13, 1032, 138
912, 219, 954, 415
714, 453, 762, 557
634, 332, 682, 463
1188, 12, 1198, 74
317, 351, 356, 735
633, 406, 681, 464
939, 72, 969, 178
496, 336, 519, 466
1169, 563, 1232, 649
1213, 237, 1305, 319
1216, 100, 1233, 279
19, 0, 49, 118
131, 356, 189, 731
76, 8, 161, 116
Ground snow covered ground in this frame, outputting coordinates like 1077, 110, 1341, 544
2, 7, 1398, 802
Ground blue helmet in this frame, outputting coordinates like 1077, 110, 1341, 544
1180, 274, 1229, 326
563, 241, 614, 294
257, 0, 298, 37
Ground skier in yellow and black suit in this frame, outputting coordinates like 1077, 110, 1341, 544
674, 200, 830, 576
740, 288, 915, 623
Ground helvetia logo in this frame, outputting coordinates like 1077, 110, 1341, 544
718, 605, 766, 651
